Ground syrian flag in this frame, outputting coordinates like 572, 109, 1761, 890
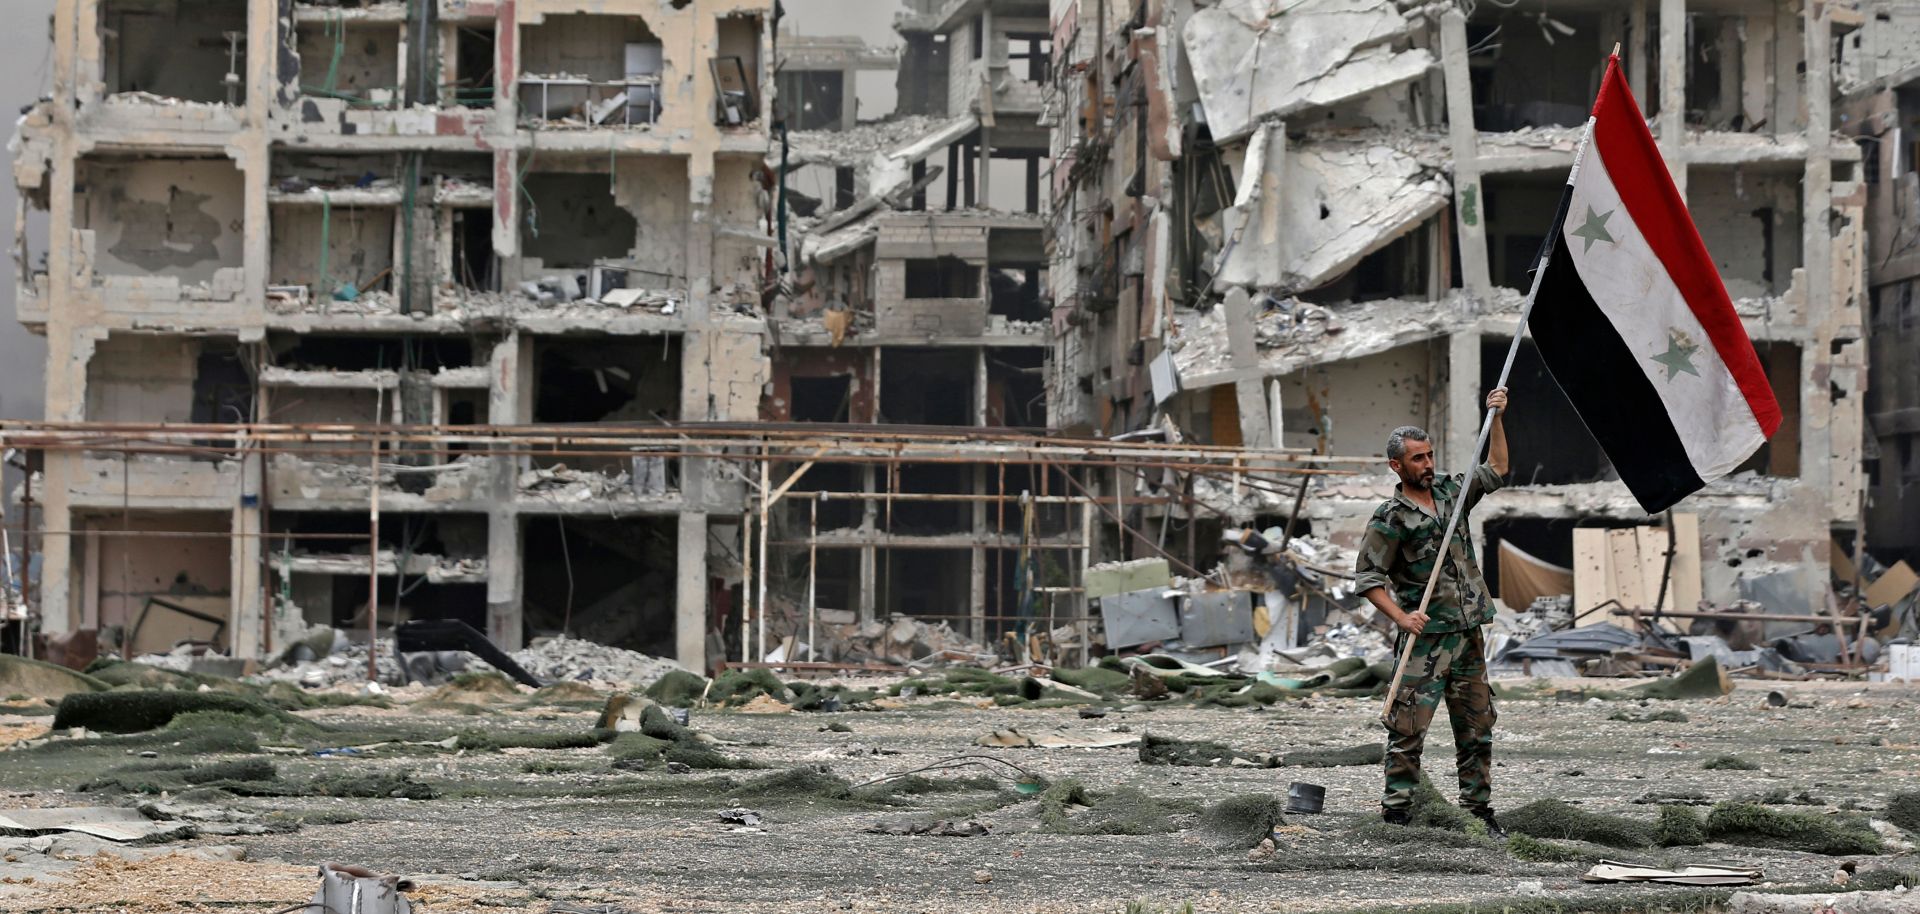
1528, 54, 1781, 514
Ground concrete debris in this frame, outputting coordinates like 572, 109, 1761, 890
1182, 0, 1436, 142
976, 728, 1140, 749
1276, 623, 1393, 667
787, 115, 957, 169
1582, 861, 1761, 886
508, 636, 682, 688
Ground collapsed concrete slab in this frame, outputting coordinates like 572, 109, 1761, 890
1181, 0, 1435, 142
1215, 131, 1450, 293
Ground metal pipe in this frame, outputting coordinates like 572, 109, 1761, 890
806, 496, 817, 664
1624, 609, 1861, 625
768, 539, 1086, 550
756, 453, 769, 663
367, 403, 383, 682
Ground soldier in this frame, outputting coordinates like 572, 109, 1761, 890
1353, 388, 1510, 837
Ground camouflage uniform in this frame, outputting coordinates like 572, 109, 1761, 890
1353, 462, 1505, 814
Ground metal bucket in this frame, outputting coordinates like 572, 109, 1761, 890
1286, 781, 1326, 814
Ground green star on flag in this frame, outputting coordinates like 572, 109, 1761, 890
1570, 205, 1616, 253
1650, 330, 1700, 381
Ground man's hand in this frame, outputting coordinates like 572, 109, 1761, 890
1395, 609, 1430, 635
1486, 387, 1508, 414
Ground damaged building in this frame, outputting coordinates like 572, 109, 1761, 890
1038, 0, 1887, 622
7, 0, 1920, 673
10, 0, 779, 668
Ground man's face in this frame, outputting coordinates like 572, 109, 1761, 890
1389, 439, 1436, 492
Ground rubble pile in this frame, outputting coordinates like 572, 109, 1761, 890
518, 463, 662, 502
252, 639, 408, 688
509, 636, 681, 687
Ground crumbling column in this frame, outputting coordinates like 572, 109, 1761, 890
1659, 0, 1687, 199
1800, 0, 1835, 513
858, 463, 877, 623
229, 443, 266, 659
1439, 10, 1493, 301
1445, 329, 1481, 474
485, 334, 529, 649
1772, 4, 1799, 138
493, 1, 518, 128
1220, 288, 1273, 448
971, 348, 988, 641
979, 127, 993, 208
970, 475, 987, 643
675, 512, 708, 672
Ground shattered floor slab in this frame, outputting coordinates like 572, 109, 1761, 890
1216, 135, 1451, 292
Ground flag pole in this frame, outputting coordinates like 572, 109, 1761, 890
1380, 52, 1615, 718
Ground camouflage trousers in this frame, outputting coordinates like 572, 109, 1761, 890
1381, 626, 1496, 813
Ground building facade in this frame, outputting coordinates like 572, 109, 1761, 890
13, 0, 777, 666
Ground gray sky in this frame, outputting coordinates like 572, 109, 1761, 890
1, 0, 55, 424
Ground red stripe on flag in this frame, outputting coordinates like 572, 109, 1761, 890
1586, 58, 1782, 438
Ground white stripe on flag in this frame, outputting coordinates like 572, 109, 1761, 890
1562, 151, 1766, 482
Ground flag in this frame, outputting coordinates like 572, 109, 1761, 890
1529, 55, 1781, 514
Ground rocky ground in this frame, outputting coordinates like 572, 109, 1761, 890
1, 673, 1917, 914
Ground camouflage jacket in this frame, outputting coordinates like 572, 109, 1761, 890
1352, 463, 1505, 633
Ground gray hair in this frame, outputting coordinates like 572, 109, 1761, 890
1385, 426, 1430, 461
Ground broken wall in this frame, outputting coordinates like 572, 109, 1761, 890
765, 347, 875, 423
86, 511, 231, 645
84, 335, 202, 423
1846, 4, 1920, 87
518, 155, 687, 283
267, 387, 383, 427
270, 203, 397, 294
102, 0, 249, 103
293, 21, 402, 102
1273, 341, 1437, 456
76, 157, 245, 284
1690, 167, 1805, 299
711, 154, 769, 287
520, 13, 661, 82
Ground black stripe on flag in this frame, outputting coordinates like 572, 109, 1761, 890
1528, 192, 1705, 515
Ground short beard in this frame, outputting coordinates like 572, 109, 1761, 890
1402, 471, 1435, 492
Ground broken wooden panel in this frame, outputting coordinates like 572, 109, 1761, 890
1181, 0, 1434, 142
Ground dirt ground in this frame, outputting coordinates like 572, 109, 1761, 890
1, 674, 1917, 914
